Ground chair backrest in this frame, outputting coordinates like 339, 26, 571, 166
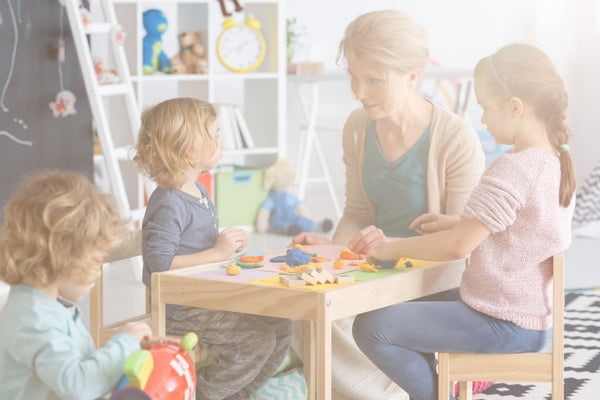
90, 229, 148, 348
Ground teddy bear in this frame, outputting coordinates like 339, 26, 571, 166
142, 9, 170, 75
170, 31, 209, 74
255, 159, 333, 236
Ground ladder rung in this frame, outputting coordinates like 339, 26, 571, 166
97, 83, 129, 96
85, 23, 113, 34
95, 146, 135, 161
130, 207, 146, 222
114, 146, 135, 160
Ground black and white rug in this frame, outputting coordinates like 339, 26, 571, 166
475, 290, 600, 399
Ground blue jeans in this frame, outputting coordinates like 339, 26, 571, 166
352, 288, 551, 400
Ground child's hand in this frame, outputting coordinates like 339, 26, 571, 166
348, 225, 387, 254
291, 232, 331, 246
118, 321, 152, 344
409, 213, 460, 235
215, 227, 247, 258
140, 336, 181, 348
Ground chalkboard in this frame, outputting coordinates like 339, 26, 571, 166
0, 1, 92, 222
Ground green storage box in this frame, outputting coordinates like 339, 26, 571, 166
216, 168, 267, 227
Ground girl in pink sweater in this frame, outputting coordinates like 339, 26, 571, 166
353, 43, 576, 400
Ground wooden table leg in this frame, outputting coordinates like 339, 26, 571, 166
151, 273, 165, 336
316, 305, 332, 400
303, 321, 317, 400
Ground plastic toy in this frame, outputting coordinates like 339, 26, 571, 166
110, 333, 198, 400
255, 159, 333, 236
171, 31, 208, 74
142, 9, 170, 75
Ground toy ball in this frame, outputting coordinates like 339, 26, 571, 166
111, 333, 198, 400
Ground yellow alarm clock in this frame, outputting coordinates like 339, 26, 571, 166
216, 16, 266, 73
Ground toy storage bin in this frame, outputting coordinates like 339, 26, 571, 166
215, 167, 267, 226
196, 172, 214, 202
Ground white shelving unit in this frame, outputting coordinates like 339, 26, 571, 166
112, 0, 286, 166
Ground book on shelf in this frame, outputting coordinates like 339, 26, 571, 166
233, 106, 255, 148
215, 104, 256, 150
216, 105, 237, 150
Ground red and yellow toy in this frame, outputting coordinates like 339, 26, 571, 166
110, 333, 198, 400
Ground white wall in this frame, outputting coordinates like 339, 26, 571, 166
286, 0, 600, 219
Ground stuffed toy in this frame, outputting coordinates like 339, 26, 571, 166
142, 9, 170, 75
256, 159, 333, 236
171, 31, 209, 74
216, 0, 243, 17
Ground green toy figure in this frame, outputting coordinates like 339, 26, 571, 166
142, 9, 170, 75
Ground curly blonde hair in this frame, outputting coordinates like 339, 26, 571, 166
0, 171, 127, 286
134, 98, 218, 189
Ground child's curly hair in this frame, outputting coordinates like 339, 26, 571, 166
0, 171, 127, 287
134, 97, 218, 189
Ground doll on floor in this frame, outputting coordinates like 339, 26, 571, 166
256, 159, 333, 236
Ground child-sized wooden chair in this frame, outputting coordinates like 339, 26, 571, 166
91, 229, 208, 366
437, 254, 565, 400
90, 229, 150, 348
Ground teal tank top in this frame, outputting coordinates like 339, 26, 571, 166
363, 121, 430, 238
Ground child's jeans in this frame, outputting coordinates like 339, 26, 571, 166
166, 306, 292, 400
352, 288, 551, 400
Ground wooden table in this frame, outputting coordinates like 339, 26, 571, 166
151, 259, 465, 400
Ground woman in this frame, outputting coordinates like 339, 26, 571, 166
292, 10, 485, 400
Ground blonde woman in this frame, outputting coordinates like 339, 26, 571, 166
292, 10, 485, 400
135, 98, 293, 400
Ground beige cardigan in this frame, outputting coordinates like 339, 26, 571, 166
333, 103, 486, 244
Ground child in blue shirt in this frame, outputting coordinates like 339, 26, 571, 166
135, 98, 293, 400
0, 171, 156, 400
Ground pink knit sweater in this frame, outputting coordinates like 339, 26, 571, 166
460, 148, 574, 330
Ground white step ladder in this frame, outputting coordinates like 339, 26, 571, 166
63, 0, 147, 224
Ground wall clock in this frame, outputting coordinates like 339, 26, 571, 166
216, 16, 266, 73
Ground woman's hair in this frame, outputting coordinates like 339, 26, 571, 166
474, 43, 576, 207
0, 171, 127, 287
134, 97, 218, 189
337, 10, 429, 74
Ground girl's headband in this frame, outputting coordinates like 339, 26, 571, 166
488, 56, 515, 97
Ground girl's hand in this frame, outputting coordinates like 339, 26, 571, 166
291, 232, 332, 246
409, 213, 461, 235
215, 227, 247, 258
118, 321, 153, 344
348, 225, 387, 254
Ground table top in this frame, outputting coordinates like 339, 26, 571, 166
153, 246, 466, 322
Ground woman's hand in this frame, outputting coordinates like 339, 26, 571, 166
409, 213, 460, 235
215, 227, 248, 257
291, 232, 332, 246
348, 225, 387, 254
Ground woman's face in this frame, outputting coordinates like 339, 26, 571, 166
346, 50, 414, 119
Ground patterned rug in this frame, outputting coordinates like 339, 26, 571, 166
475, 290, 600, 399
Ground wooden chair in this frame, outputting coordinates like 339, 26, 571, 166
437, 254, 565, 400
90, 229, 207, 365
89, 229, 150, 348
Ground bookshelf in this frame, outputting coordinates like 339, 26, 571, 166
112, 0, 286, 166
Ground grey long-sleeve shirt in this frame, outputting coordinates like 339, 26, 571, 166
142, 183, 218, 315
